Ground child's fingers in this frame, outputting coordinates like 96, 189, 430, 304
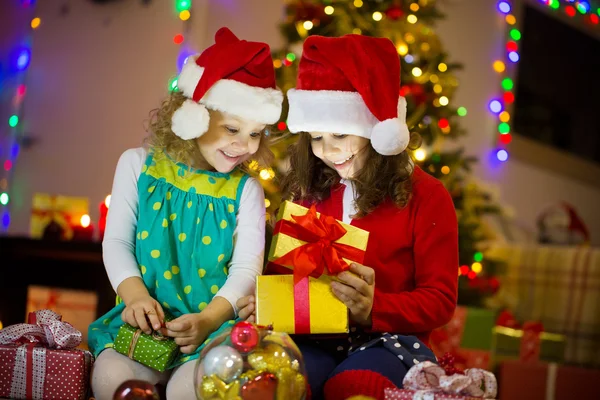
247, 314, 255, 323
154, 302, 165, 324
180, 344, 199, 354
134, 308, 152, 334
165, 318, 192, 333
121, 308, 137, 328
146, 310, 162, 331
174, 336, 196, 346
236, 296, 254, 310
238, 303, 255, 321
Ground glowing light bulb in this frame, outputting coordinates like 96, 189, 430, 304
80, 214, 91, 228
414, 149, 427, 161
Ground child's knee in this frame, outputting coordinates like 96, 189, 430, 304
166, 361, 196, 400
91, 350, 138, 400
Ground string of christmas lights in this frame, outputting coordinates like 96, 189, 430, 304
491, 0, 599, 163
170, 0, 195, 90
0, 0, 38, 232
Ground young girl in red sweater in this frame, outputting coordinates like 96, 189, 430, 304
238, 34, 458, 400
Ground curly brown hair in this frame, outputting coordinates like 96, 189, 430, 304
145, 91, 274, 172
280, 132, 421, 218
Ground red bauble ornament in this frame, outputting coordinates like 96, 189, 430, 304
231, 321, 260, 353
385, 5, 404, 21
113, 380, 160, 400
240, 372, 278, 400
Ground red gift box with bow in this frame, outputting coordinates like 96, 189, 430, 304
0, 310, 93, 400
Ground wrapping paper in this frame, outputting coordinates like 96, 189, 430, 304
268, 200, 369, 281
0, 310, 93, 400
429, 307, 495, 370
256, 275, 348, 334
114, 323, 179, 372
491, 325, 565, 367
384, 361, 497, 400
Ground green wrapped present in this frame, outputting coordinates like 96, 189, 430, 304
491, 325, 566, 368
114, 322, 180, 372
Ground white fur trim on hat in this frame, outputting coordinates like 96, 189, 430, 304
171, 99, 210, 140
177, 56, 204, 98
287, 89, 378, 137
201, 79, 283, 125
287, 89, 410, 155
176, 55, 283, 126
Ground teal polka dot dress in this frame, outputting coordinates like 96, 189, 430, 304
88, 150, 248, 368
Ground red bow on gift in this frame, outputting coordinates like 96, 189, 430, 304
274, 204, 365, 284
0, 309, 82, 350
496, 310, 544, 362
397, 361, 497, 399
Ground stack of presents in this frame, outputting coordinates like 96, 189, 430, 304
1, 201, 598, 399
429, 243, 600, 399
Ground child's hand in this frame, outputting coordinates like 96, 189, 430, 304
236, 295, 256, 322
331, 263, 375, 327
162, 314, 211, 354
121, 295, 165, 334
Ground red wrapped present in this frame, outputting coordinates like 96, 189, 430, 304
0, 310, 93, 400
384, 360, 498, 400
429, 307, 495, 370
497, 360, 598, 400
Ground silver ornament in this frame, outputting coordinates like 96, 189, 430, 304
201, 345, 244, 383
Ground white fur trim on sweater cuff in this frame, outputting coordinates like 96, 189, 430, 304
287, 89, 378, 137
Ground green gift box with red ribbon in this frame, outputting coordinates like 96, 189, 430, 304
259, 201, 370, 334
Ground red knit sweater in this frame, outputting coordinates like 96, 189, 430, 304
307, 166, 458, 345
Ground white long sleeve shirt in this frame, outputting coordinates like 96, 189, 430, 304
102, 147, 265, 314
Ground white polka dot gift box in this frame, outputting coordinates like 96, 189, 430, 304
0, 309, 93, 400
113, 314, 179, 372
384, 361, 498, 400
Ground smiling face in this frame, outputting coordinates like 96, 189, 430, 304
196, 110, 266, 173
308, 132, 370, 179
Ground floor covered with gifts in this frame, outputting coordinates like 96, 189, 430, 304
1, 238, 600, 400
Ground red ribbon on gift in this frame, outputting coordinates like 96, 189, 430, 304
273, 204, 365, 283
0, 310, 82, 399
272, 204, 366, 334
496, 310, 544, 362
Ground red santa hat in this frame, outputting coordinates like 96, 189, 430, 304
286, 34, 410, 156
172, 27, 283, 140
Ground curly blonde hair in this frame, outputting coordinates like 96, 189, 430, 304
145, 91, 274, 173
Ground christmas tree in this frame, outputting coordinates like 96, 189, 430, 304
255, 0, 504, 307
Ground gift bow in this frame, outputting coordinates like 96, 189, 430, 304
274, 204, 365, 283
0, 309, 82, 350
496, 310, 544, 362
402, 361, 497, 399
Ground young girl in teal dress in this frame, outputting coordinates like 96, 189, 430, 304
88, 27, 282, 400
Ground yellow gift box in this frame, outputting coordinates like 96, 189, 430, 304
30, 193, 89, 240
267, 200, 369, 279
256, 275, 349, 334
